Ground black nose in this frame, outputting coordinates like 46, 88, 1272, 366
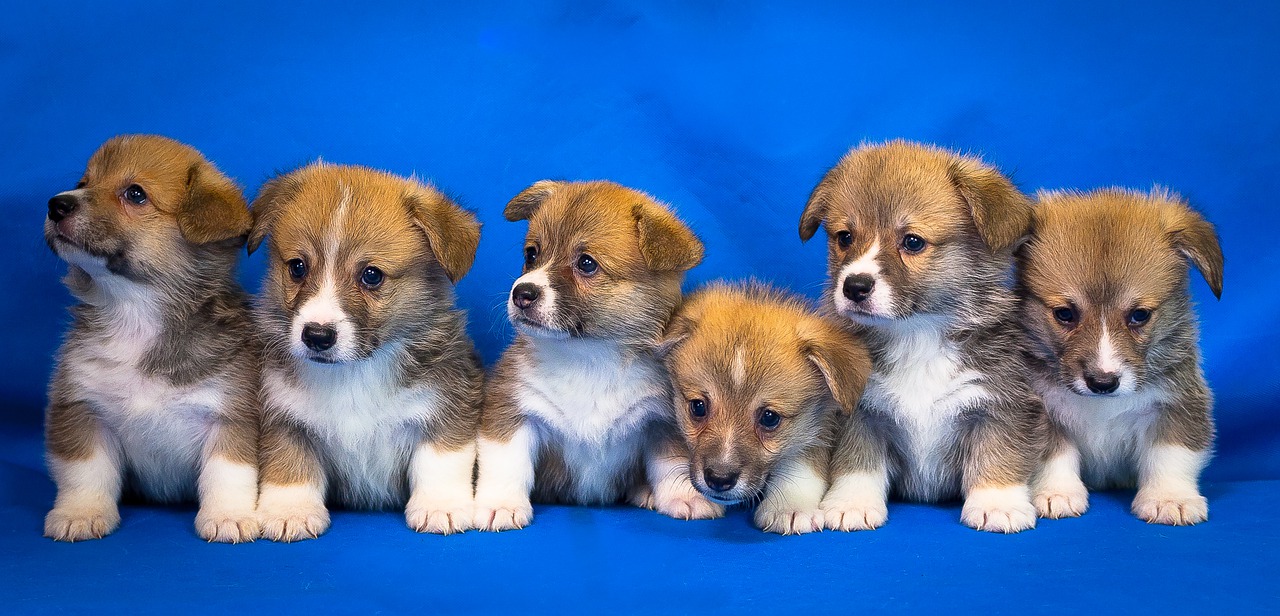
301, 323, 337, 352
48, 195, 78, 222
703, 467, 740, 493
1084, 372, 1120, 394
512, 282, 542, 310
842, 275, 875, 303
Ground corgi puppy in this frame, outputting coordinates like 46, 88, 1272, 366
1019, 188, 1222, 525
473, 180, 720, 531
660, 282, 871, 534
42, 135, 260, 542
248, 163, 483, 541
799, 140, 1049, 533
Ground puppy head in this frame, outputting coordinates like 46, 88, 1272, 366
249, 163, 480, 365
799, 141, 1031, 326
45, 134, 250, 284
503, 180, 703, 343
1018, 188, 1223, 396
661, 283, 870, 505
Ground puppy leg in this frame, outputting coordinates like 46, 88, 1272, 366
473, 423, 537, 531
257, 417, 329, 542
195, 408, 260, 543
405, 439, 477, 535
1032, 427, 1089, 519
961, 414, 1039, 534
1132, 443, 1209, 525
821, 414, 889, 531
755, 445, 828, 535
640, 431, 723, 521
44, 399, 123, 542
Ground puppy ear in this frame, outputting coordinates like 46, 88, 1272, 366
406, 186, 481, 283
1166, 203, 1224, 299
246, 174, 299, 255
656, 312, 695, 358
505, 180, 562, 222
633, 202, 704, 272
799, 172, 835, 242
949, 158, 1032, 252
798, 319, 871, 416
178, 163, 251, 246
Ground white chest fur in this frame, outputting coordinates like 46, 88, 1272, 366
1041, 384, 1166, 487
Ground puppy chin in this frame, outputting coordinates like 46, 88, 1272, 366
509, 309, 571, 341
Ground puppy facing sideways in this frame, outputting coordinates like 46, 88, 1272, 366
1019, 188, 1223, 525
799, 140, 1049, 533
42, 135, 260, 542
249, 163, 484, 540
473, 180, 720, 530
660, 283, 870, 534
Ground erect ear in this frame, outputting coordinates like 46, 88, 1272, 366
246, 173, 300, 255
1166, 201, 1224, 299
799, 171, 836, 242
504, 180, 563, 222
948, 157, 1033, 253
797, 318, 871, 416
633, 201, 704, 272
178, 162, 252, 246
406, 186, 482, 284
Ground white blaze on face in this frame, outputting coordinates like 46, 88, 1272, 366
290, 183, 356, 359
834, 239, 894, 318
508, 265, 558, 327
1092, 323, 1137, 395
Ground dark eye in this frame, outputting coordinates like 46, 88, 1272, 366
1053, 306, 1078, 325
576, 254, 599, 275
124, 184, 148, 205
1128, 308, 1151, 326
286, 258, 307, 281
758, 409, 781, 431
901, 234, 926, 254
360, 266, 384, 289
688, 399, 707, 421
524, 245, 538, 267
836, 230, 853, 249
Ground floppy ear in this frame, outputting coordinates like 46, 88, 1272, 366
504, 180, 563, 222
1167, 206, 1224, 299
799, 172, 835, 242
178, 163, 251, 246
634, 202, 704, 272
798, 319, 871, 416
246, 174, 299, 255
656, 311, 696, 358
406, 186, 482, 283
949, 158, 1033, 252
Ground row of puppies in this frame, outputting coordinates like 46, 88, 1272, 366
42, 135, 1222, 542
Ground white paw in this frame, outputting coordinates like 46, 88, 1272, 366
473, 497, 533, 532
257, 488, 330, 542
961, 485, 1037, 533
44, 503, 120, 542
626, 484, 655, 510
650, 481, 724, 520
195, 508, 260, 543
1034, 484, 1090, 519
406, 496, 474, 535
819, 495, 887, 531
1132, 491, 1208, 526
755, 505, 823, 535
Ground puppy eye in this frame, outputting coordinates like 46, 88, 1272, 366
576, 254, 599, 275
836, 230, 853, 249
360, 266, 385, 289
758, 408, 782, 431
286, 258, 308, 281
123, 184, 148, 206
1053, 306, 1078, 325
524, 246, 538, 267
901, 234, 926, 254
688, 398, 707, 421
1128, 308, 1152, 326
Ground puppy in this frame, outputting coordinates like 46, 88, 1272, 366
473, 180, 720, 530
1019, 188, 1222, 525
248, 163, 483, 540
660, 282, 870, 534
42, 135, 260, 542
799, 140, 1049, 533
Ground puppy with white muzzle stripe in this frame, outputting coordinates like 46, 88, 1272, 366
43, 135, 261, 542
473, 180, 721, 530
1019, 188, 1223, 525
799, 141, 1050, 533
249, 163, 484, 540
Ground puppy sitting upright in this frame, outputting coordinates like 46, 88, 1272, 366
661, 282, 870, 534
473, 180, 719, 530
799, 140, 1048, 533
1020, 188, 1223, 525
249, 163, 483, 540
43, 135, 260, 542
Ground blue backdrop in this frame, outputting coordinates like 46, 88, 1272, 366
2, 2, 1277, 613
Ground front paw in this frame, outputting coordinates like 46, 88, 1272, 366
258, 496, 330, 542
819, 495, 887, 531
755, 505, 823, 535
195, 508, 260, 543
406, 496, 473, 535
1132, 491, 1208, 526
961, 486, 1037, 533
650, 483, 724, 520
473, 497, 533, 532
44, 503, 120, 542
1034, 484, 1089, 519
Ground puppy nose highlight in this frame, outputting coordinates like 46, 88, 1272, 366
48, 195, 78, 222
703, 467, 740, 493
301, 323, 338, 352
1084, 372, 1120, 394
512, 283, 541, 310
843, 275, 875, 303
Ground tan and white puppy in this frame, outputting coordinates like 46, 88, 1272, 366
473, 180, 720, 531
799, 140, 1049, 533
249, 163, 484, 541
661, 282, 870, 534
1020, 188, 1222, 525
43, 134, 260, 542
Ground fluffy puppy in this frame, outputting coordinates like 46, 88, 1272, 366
660, 282, 870, 534
42, 134, 260, 542
1019, 188, 1222, 525
473, 180, 719, 531
249, 163, 483, 540
799, 140, 1049, 533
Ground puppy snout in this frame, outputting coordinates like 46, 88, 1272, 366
512, 282, 542, 310
48, 194, 78, 222
301, 323, 338, 352
702, 466, 740, 494
1083, 371, 1120, 395
842, 274, 875, 303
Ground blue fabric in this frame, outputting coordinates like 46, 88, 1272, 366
2, 1, 1276, 612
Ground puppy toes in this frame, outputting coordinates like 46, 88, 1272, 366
962, 485, 1037, 533
406, 498, 474, 535
196, 509, 260, 543
44, 504, 120, 542
473, 500, 533, 532
1132, 491, 1208, 526
650, 484, 725, 521
755, 507, 823, 535
818, 497, 888, 532
1034, 487, 1090, 519
626, 485, 655, 510
258, 506, 330, 542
